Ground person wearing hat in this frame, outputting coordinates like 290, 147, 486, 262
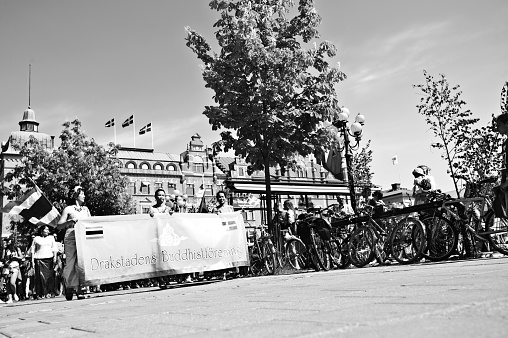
57, 186, 91, 300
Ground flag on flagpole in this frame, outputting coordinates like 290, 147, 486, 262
139, 123, 152, 135
1, 186, 61, 227
122, 115, 134, 128
105, 118, 115, 128
391, 155, 398, 165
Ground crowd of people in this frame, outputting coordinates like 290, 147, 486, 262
0, 187, 236, 303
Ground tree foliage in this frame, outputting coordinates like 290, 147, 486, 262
185, 0, 345, 230
3, 119, 135, 236
351, 140, 373, 191
413, 70, 479, 197
455, 117, 503, 187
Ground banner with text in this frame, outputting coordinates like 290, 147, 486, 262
75, 212, 249, 286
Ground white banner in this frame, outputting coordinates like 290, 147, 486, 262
75, 212, 249, 286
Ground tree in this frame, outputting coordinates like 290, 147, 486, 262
455, 117, 503, 189
351, 140, 373, 200
3, 119, 135, 238
413, 70, 479, 198
186, 0, 345, 232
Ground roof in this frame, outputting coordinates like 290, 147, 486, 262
226, 179, 350, 195
1, 131, 52, 153
117, 150, 180, 162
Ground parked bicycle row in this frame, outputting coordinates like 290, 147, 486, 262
243, 186, 508, 276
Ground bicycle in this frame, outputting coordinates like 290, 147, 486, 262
244, 223, 277, 276
348, 206, 426, 267
295, 209, 331, 271
275, 228, 308, 272
421, 178, 508, 261
321, 205, 353, 269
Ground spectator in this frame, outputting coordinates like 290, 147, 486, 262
2, 250, 23, 303
368, 191, 386, 214
30, 225, 57, 299
283, 200, 297, 235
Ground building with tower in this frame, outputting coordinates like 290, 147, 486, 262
1, 106, 55, 237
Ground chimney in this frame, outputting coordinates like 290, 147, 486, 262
50, 136, 55, 149
391, 183, 401, 191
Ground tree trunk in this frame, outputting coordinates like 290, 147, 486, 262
264, 157, 273, 236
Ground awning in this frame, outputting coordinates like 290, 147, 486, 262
226, 179, 350, 195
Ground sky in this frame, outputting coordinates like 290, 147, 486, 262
1, 0, 507, 194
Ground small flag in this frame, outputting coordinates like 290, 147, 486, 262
391, 155, 398, 165
1, 186, 60, 227
105, 118, 115, 127
139, 123, 152, 135
122, 115, 134, 128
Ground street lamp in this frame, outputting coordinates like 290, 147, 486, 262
333, 106, 365, 212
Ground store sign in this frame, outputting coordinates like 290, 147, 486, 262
75, 212, 248, 286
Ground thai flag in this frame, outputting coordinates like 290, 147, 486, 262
1, 187, 60, 227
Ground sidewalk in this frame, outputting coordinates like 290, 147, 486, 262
1, 257, 507, 337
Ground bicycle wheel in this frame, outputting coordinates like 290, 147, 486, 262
329, 237, 351, 269
262, 239, 277, 275
484, 211, 508, 255
421, 214, 458, 261
285, 238, 308, 270
309, 228, 328, 271
389, 217, 426, 264
249, 243, 264, 276
348, 226, 375, 268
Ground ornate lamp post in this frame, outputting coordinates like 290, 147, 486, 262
333, 107, 365, 212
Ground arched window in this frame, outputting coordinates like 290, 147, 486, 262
193, 156, 204, 173
167, 164, 177, 172
153, 163, 163, 171
140, 162, 150, 170
126, 161, 136, 169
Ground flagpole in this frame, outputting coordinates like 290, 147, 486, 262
151, 121, 154, 150
113, 117, 117, 145
133, 114, 136, 148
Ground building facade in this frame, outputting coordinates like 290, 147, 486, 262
1, 107, 55, 237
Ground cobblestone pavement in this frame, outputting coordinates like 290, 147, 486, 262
1, 257, 507, 337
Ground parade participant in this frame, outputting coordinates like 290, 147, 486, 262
148, 189, 173, 288
149, 189, 173, 217
30, 225, 57, 299
174, 195, 190, 213
57, 186, 91, 300
213, 191, 234, 213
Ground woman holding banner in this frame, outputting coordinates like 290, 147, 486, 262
57, 186, 91, 300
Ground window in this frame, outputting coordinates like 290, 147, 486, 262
142, 207, 151, 214
129, 181, 136, 194
155, 182, 163, 190
167, 183, 176, 194
153, 163, 163, 170
205, 184, 213, 196
126, 162, 136, 169
193, 156, 204, 173
167, 164, 177, 172
140, 182, 150, 194
140, 162, 150, 170
238, 168, 245, 177
186, 184, 194, 197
